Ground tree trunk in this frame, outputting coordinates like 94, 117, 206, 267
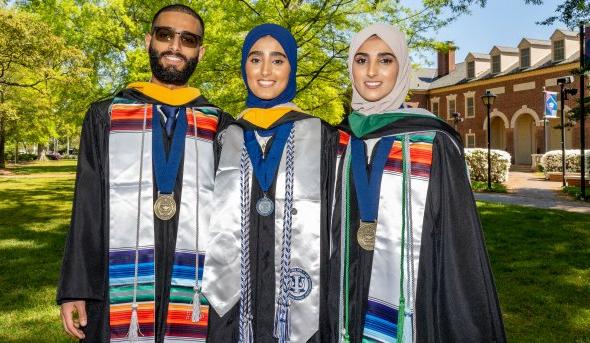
37, 143, 47, 161
0, 117, 5, 169
14, 142, 17, 164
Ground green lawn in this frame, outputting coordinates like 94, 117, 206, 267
0, 160, 589, 342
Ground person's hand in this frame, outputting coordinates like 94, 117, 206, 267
60, 300, 87, 339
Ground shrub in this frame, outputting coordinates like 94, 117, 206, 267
464, 148, 511, 183
3, 153, 37, 162
541, 150, 590, 173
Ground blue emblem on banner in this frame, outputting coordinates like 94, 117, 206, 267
288, 267, 312, 301
545, 92, 558, 118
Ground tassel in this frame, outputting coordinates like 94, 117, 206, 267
242, 316, 254, 343
191, 286, 202, 322
127, 304, 141, 342
273, 302, 291, 343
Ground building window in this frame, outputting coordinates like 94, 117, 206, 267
466, 133, 476, 148
467, 61, 475, 78
491, 55, 501, 74
520, 47, 531, 68
432, 101, 439, 116
466, 96, 475, 118
448, 99, 456, 116
553, 40, 565, 61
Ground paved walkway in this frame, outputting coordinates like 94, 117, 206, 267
474, 171, 590, 213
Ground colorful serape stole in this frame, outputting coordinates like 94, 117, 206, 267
361, 132, 434, 343
108, 97, 218, 342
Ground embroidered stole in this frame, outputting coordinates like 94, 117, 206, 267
203, 118, 323, 342
108, 97, 218, 342
339, 132, 435, 343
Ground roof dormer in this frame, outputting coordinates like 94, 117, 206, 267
549, 29, 579, 62
517, 38, 551, 69
465, 53, 490, 79
489, 46, 519, 74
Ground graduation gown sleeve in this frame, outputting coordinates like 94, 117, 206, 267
57, 100, 110, 304
415, 132, 506, 343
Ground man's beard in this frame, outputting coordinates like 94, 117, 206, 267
149, 46, 198, 86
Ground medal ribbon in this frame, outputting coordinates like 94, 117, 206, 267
243, 122, 294, 193
152, 105, 187, 194
350, 136, 395, 222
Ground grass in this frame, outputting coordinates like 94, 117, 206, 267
0, 160, 589, 342
478, 201, 590, 342
471, 180, 508, 193
0, 160, 76, 342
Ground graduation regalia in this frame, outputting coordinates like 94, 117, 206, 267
201, 24, 339, 343
329, 24, 506, 343
57, 82, 232, 342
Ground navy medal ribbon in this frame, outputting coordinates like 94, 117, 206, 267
152, 105, 187, 220
243, 122, 294, 216
350, 136, 395, 222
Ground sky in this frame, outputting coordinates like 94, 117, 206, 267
406, 0, 567, 67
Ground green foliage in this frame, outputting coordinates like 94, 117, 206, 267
562, 185, 590, 200
11, 0, 476, 125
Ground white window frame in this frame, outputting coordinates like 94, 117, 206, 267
467, 61, 475, 79
466, 133, 476, 148
491, 55, 501, 74
553, 40, 565, 61
520, 47, 531, 68
464, 91, 476, 118
446, 94, 457, 120
431, 100, 440, 116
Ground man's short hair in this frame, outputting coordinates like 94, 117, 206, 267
151, 4, 205, 36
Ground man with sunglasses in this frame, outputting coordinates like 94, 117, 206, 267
57, 4, 231, 342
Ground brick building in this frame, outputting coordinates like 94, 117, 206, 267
409, 28, 590, 165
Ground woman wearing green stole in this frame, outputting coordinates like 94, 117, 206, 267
330, 23, 506, 342
202, 24, 339, 342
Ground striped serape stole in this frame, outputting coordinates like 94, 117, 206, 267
362, 132, 435, 343
109, 249, 156, 340
164, 252, 208, 341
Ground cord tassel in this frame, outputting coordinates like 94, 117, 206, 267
191, 286, 202, 322
241, 315, 254, 343
127, 304, 141, 342
273, 301, 292, 343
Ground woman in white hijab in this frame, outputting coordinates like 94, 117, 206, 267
329, 23, 506, 343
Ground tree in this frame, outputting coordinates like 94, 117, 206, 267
0, 8, 87, 167
8, 0, 478, 148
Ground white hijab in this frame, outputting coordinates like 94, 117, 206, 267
348, 23, 411, 115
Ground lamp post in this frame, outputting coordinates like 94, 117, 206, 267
557, 76, 577, 187
451, 111, 463, 131
481, 91, 496, 191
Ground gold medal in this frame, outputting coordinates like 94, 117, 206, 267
357, 221, 377, 251
154, 193, 176, 220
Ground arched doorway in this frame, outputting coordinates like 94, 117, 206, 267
514, 113, 536, 164
491, 117, 506, 150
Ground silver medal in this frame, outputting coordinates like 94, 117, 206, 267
256, 196, 274, 216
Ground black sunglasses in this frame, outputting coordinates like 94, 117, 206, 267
152, 26, 202, 48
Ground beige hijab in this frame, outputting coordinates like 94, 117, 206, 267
348, 23, 411, 115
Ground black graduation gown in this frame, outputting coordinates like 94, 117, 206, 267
56, 88, 233, 342
207, 112, 339, 343
328, 117, 506, 342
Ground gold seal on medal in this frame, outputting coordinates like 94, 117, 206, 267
357, 221, 377, 251
154, 194, 176, 220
